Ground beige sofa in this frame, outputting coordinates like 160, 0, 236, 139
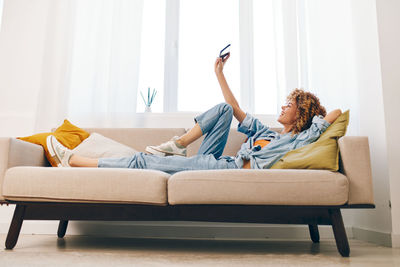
0, 128, 375, 257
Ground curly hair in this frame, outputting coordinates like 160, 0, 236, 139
286, 89, 327, 135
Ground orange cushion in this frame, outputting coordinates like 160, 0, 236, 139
18, 120, 90, 167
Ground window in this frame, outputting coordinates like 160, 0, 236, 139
67, 0, 293, 117
177, 0, 240, 112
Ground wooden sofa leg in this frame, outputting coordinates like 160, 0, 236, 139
57, 220, 69, 238
5, 205, 26, 249
308, 224, 320, 243
329, 209, 350, 257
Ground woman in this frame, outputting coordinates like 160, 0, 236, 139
47, 55, 342, 173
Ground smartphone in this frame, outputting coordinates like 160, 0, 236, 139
219, 44, 231, 61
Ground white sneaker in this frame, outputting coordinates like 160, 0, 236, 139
145, 136, 187, 157
46, 135, 73, 167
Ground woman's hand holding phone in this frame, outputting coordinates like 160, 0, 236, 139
215, 44, 231, 75
214, 53, 230, 75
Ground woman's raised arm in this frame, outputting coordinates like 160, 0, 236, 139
214, 55, 247, 123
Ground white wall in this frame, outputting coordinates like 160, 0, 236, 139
375, 0, 400, 247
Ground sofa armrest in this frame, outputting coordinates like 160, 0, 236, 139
338, 136, 374, 205
0, 138, 48, 201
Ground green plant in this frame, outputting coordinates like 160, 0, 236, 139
140, 87, 157, 107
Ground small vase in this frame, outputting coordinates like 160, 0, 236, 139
145, 106, 152, 113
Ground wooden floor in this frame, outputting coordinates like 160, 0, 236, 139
1, 234, 399, 266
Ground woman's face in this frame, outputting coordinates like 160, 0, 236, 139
278, 100, 298, 126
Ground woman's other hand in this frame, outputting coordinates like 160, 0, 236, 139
324, 109, 342, 124
214, 53, 230, 75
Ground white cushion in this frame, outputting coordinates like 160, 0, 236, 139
72, 133, 137, 158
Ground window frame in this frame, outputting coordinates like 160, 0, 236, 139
163, 0, 179, 112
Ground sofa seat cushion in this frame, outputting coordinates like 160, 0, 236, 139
3, 167, 169, 205
168, 169, 349, 205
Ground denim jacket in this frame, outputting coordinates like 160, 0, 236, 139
234, 113, 331, 169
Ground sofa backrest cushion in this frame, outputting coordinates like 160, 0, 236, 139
82, 128, 282, 157
83, 128, 187, 153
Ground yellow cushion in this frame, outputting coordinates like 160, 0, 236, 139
18, 120, 90, 167
270, 110, 350, 171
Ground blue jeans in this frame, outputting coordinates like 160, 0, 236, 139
98, 103, 239, 174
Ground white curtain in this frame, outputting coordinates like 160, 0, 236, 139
34, 0, 75, 132
67, 0, 144, 127
33, 0, 144, 131
295, 0, 363, 135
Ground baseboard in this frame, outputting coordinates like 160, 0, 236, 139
352, 226, 392, 247
391, 233, 400, 248
0, 221, 353, 241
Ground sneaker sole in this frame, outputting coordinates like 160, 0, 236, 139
145, 146, 167, 156
46, 135, 63, 167
46, 135, 56, 157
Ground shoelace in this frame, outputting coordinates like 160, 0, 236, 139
161, 139, 176, 147
159, 141, 170, 147
55, 142, 66, 157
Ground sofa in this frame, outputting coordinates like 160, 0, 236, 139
0, 127, 375, 257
